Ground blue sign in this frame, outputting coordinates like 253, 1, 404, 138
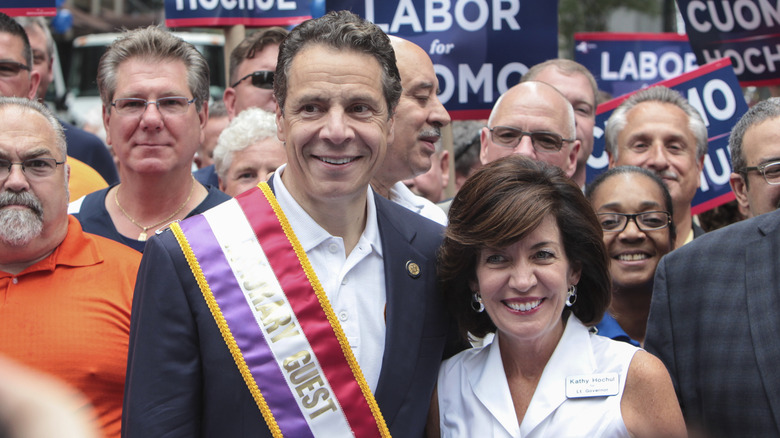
588, 58, 748, 214
164, 0, 312, 28
325, 0, 559, 120
574, 32, 699, 99
0, 0, 55, 16
677, 0, 780, 86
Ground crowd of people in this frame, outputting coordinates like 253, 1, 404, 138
1, 8, 779, 438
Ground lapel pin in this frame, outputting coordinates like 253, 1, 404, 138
406, 260, 421, 279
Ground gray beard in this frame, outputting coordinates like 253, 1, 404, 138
0, 191, 44, 247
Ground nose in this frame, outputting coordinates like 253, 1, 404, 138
429, 96, 451, 128
2, 163, 30, 192
507, 259, 537, 292
513, 135, 537, 159
139, 101, 164, 130
645, 142, 669, 171
320, 108, 353, 145
618, 216, 647, 242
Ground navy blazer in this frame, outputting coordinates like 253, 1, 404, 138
122, 185, 455, 437
646, 208, 780, 437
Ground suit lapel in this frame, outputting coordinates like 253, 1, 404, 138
371, 193, 430, 425
745, 212, 780, 429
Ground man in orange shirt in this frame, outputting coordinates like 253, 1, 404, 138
0, 97, 141, 438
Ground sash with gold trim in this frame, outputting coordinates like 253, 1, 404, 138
171, 182, 390, 438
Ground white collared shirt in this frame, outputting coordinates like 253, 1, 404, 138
389, 181, 448, 226
272, 166, 386, 391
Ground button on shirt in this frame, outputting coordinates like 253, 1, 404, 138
272, 167, 386, 392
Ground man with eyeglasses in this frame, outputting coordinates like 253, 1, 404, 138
479, 81, 580, 177
0, 13, 39, 101
606, 86, 707, 249
728, 97, 780, 218
0, 96, 142, 438
68, 26, 229, 252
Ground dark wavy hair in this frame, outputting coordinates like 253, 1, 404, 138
438, 155, 611, 340
273, 10, 401, 119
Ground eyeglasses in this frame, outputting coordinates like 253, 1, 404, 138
231, 70, 274, 89
744, 160, 780, 185
0, 61, 31, 78
0, 158, 65, 179
488, 126, 574, 153
111, 97, 196, 117
597, 211, 671, 233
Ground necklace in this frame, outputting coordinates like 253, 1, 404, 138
114, 175, 196, 241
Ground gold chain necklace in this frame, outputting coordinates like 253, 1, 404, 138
114, 175, 197, 241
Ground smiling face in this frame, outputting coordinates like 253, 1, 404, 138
380, 39, 450, 183
277, 45, 392, 209
610, 101, 703, 215
103, 58, 207, 177
219, 138, 286, 197
473, 215, 581, 348
590, 172, 673, 291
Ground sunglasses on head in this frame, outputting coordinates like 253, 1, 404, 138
231, 70, 274, 89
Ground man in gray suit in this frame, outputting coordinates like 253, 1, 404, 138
645, 207, 780, 436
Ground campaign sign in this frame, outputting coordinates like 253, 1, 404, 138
588, 58, 748, 214
574, 32, 699, 99
325, 0, 559, 120
677, 0, 780, 86
0, 0, 55, 17
165, 0, 312, 28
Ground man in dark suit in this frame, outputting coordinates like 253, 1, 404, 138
122, 11, 458, 437
645, 207, 780, 436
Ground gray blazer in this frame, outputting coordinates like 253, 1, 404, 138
646, 208, 780, 437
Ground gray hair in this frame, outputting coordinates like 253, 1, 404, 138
0, 97, 66, 159
522, 59, 598, 109
213, 108, 278, 179
729, 98, 780, 182
15, 16, 54, 59
209, 100, 228, 119
97, 26, 210, 112
274, 10, 401, 119
605, 86, 708, 160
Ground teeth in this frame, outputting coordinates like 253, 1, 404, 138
505, 299, 541, 312
320, 156, 354, 165
617, 253, 649, 261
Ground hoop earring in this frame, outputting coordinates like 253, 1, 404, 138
471, 292, 485, 313
565, 285, 577, 307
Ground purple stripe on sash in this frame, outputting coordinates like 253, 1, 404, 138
182, 214, 314, 438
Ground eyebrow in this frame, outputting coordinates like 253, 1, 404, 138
598, 200, 663, 211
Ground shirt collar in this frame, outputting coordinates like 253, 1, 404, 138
271, 165, 382, 257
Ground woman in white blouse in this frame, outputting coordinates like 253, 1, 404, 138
429, 156, 685, 438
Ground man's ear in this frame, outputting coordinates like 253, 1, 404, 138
729, 172, 751, 217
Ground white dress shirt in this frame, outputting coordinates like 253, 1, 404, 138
388, 181, 448, 225
272, 166, 386, 391
437, 315, 638, 437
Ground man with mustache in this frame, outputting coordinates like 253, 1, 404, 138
606, 86, 707, 248
0, 97, 141, 438
479, 81, 580, 178
371, 36, 451, 225
728, 97, 780, 218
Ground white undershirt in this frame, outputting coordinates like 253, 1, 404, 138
271, 166, 387, 391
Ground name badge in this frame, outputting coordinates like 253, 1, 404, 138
565, 373, 619, 398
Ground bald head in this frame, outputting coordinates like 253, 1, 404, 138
372, 36, 450, 195
480, 81, 579, 177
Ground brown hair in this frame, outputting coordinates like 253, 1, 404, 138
439, 155, 611, 340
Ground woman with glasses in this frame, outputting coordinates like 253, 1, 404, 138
586, 166, 675, 346
430, 156, 684, 437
